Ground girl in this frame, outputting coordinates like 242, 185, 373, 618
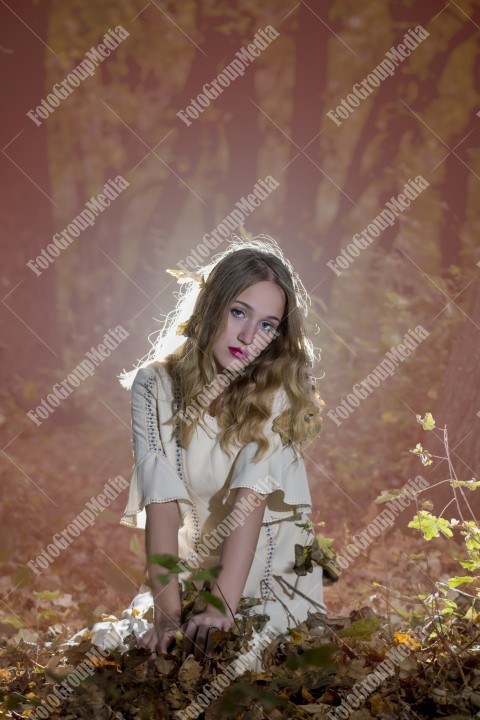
85, 236, 326, 666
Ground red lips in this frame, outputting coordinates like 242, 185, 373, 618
228, 347, 248, 359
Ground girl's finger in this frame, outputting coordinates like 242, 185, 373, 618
158, 632, 175, 655
205, 626, 220, 658
182, 620, 199, 658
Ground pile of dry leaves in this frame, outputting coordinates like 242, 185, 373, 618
1, 590, 480, 720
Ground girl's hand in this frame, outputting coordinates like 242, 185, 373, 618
181, 608, 233, 661
137, 618, 181, 657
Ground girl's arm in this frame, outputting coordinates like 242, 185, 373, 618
137, 501, 182, 655
210, 487, 267, 614
182, 487, 267, 659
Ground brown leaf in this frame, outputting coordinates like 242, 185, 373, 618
178, 655, 202, 686
301, 685, 315, 702
154, 655, 175, 675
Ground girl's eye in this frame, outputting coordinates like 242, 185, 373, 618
231, 308, 277, 334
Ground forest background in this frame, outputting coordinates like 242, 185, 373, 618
1, 0, 479, 687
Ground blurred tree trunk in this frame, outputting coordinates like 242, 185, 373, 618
0, 0, 58, 387
318, 4, 476, 306
440, 70, 480, 275
126, 4, 255, 310
223, 68, 260, 211
222, 14, 260, 212
282, 0, 331, 294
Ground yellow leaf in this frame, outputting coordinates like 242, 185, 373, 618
394, 632, 421, 650
370, 693, 395, 712
288, 628, 305, 644
22, 381, 39, 402
381, 411, 398, 424
90, 658, 117, 667
369, 693, 385, 712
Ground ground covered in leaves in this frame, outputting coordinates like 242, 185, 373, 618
2, 601, 480, 719
1, 388, 479, 718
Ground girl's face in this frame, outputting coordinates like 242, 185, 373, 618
212, 280, 285, 372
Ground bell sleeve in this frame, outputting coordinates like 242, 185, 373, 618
221, 387, 313, 523
120, 364, 192, 529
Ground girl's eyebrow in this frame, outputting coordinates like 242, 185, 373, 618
232, 300, 280, 323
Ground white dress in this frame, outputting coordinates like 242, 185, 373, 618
70, 361, 325, 667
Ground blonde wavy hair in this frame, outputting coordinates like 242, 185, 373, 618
119, 236, 323, 462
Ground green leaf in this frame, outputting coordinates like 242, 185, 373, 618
393, 607, 411, 618
408, 511, 453, 540
294, 520, 313, 531
155, 573, 172, 586
293, 543, 313, 576
33, 590, 60, 603
147, 553, 183, 572
375, 488, 408, 504
451, 480, 480, 490
284, 644, 339, 670
446, 576, 474, 589
39, 609, 61, 619
314, 534, 337, 558
416, 412, 435, 430
337, 617, 382, 640
190, 567, 221, 583
200, 591, 225, 613
442, 598, 458, 609
459, 559, 480, 571
410, 443, 433, 466
294, 535, 339, 577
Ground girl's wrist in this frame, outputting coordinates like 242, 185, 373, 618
210, 585, 237, 619
154, 605, 182, 626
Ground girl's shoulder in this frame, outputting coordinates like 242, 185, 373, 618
132, 361, 174, 397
